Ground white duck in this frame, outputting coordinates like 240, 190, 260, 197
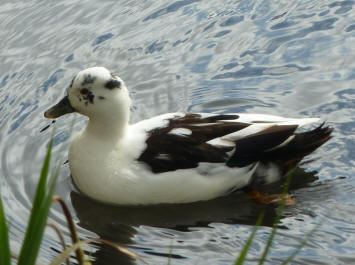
44, 67, 332, 205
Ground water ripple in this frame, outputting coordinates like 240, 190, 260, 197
143, 0, 201, 21
0, 0, 354, 264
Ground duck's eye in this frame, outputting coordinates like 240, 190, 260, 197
80, 88, 89, 94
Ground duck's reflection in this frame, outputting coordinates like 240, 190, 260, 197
70, 167, 319, 265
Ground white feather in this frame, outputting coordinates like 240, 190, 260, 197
255, 163, 282, 184
222, 123, 275, 141
168, 128, 192, 136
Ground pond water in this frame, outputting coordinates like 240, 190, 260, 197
1, 0, 355, 264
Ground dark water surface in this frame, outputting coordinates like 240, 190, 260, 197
1, 0, 355, 264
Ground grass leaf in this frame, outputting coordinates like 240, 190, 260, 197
0, 196, 11, 265
46, 222, 69, 265
50, 239, 92, 265
50, 238, 145, 265
258, 170, 294, 265
235, 212, 264, 265
53, 195, 88, 264
18, 138, 58, 265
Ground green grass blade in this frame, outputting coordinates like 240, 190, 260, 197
0, 196, 11, 265
18, 138, 58, 265
258, 170, 294, 265
235, 212, 264, 265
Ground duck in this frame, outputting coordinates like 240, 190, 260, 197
44, 67, 332, 205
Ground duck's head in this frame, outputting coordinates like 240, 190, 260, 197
44, 67, 131, 120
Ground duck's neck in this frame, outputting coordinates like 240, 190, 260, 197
85, 109, 130, 143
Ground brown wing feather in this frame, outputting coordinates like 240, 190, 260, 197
137, 114, 248, 173
227, 123, 333, 173
137, 113, 332, 175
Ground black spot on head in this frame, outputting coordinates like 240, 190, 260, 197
81, 74, 96, 86
99, 96, 106, 100
80, 88, 95, 104
104, 79, 121, 90
87, 92, 94, 103
80, 88, 89, 95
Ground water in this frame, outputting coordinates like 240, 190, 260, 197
1, 0, 354, 264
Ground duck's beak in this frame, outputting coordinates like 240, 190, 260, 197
44, 96, 75, 119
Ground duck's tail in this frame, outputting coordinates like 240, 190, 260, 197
261, 123, 333, 173
227, 123, 333, 186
